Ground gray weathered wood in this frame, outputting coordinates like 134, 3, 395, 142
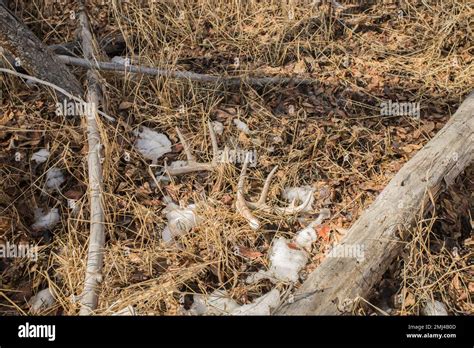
77, 1, 106, 315
277, 91, 474, 315
0, 2, 82, 97
55, 55, 316, 86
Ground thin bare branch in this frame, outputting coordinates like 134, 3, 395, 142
56, 55, 316, 87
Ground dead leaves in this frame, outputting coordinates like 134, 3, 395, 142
359, 181, 385, 192
0, 110, 15, 126
214, 108, 236, 122
235, 246, 263, 260
317, 224, 331, 242
286, 242, 300, 250
400, 143, 422, 154
221, 194, 233, 206
63, 188, 84, 200
293, 60, 306, 74
118, 101, 133, 111
413, 121, 436, 139
468, 282, 474, 294
0, 216, 12, 234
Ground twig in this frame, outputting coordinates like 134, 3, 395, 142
77, 0, 106, 315
56, 55, 316, 87
0, 68, 115, 122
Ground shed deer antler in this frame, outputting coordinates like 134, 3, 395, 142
236, 157, 313, 230
165, 121, 221, 175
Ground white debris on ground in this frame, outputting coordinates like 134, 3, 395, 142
231, 289, 280, 315
154, 172, 171, 184
247, 237, 308, 284
31, 148, 50, 164
31, 208, 60, 232
421, 300, 448, 316
186, 288, 280, 315
247, 209, 331, 284
272, 135, 283, 144
29, 288, 56, 314
45, 167, 65, 190
187, 289, 240, 315
111, 56, 129, 65
282, 186, 315, 213
134, 127, 172, 164
233, 119, 250, 134
212, 121, 224, 135
162, 198, 201, 243
294, 208, 331, 250
111, 305, 137, 316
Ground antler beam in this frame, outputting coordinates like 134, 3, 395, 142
165, 121, 220, 175
236, 157, 313, 230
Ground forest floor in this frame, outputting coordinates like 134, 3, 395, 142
0, 0, 472, 315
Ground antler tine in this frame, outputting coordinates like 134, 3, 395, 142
273, 192, 313, 215
175, 127, 196, 162
165, 124, 222, 176
234, 158, 314, 227
207, 121, 219, 159
256, 165, 278, 206
236, 156, 260, 230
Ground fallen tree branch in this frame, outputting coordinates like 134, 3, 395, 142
77, 0, 106, 316
277, 91, 474, 315
56, 55, 316, 86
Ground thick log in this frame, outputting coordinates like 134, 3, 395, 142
0, 2, 82, 97
277, 91, 474, 315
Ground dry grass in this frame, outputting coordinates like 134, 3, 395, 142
0, 0, 472, 315
396, 165, 473, 315
366, 165, 473, 316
